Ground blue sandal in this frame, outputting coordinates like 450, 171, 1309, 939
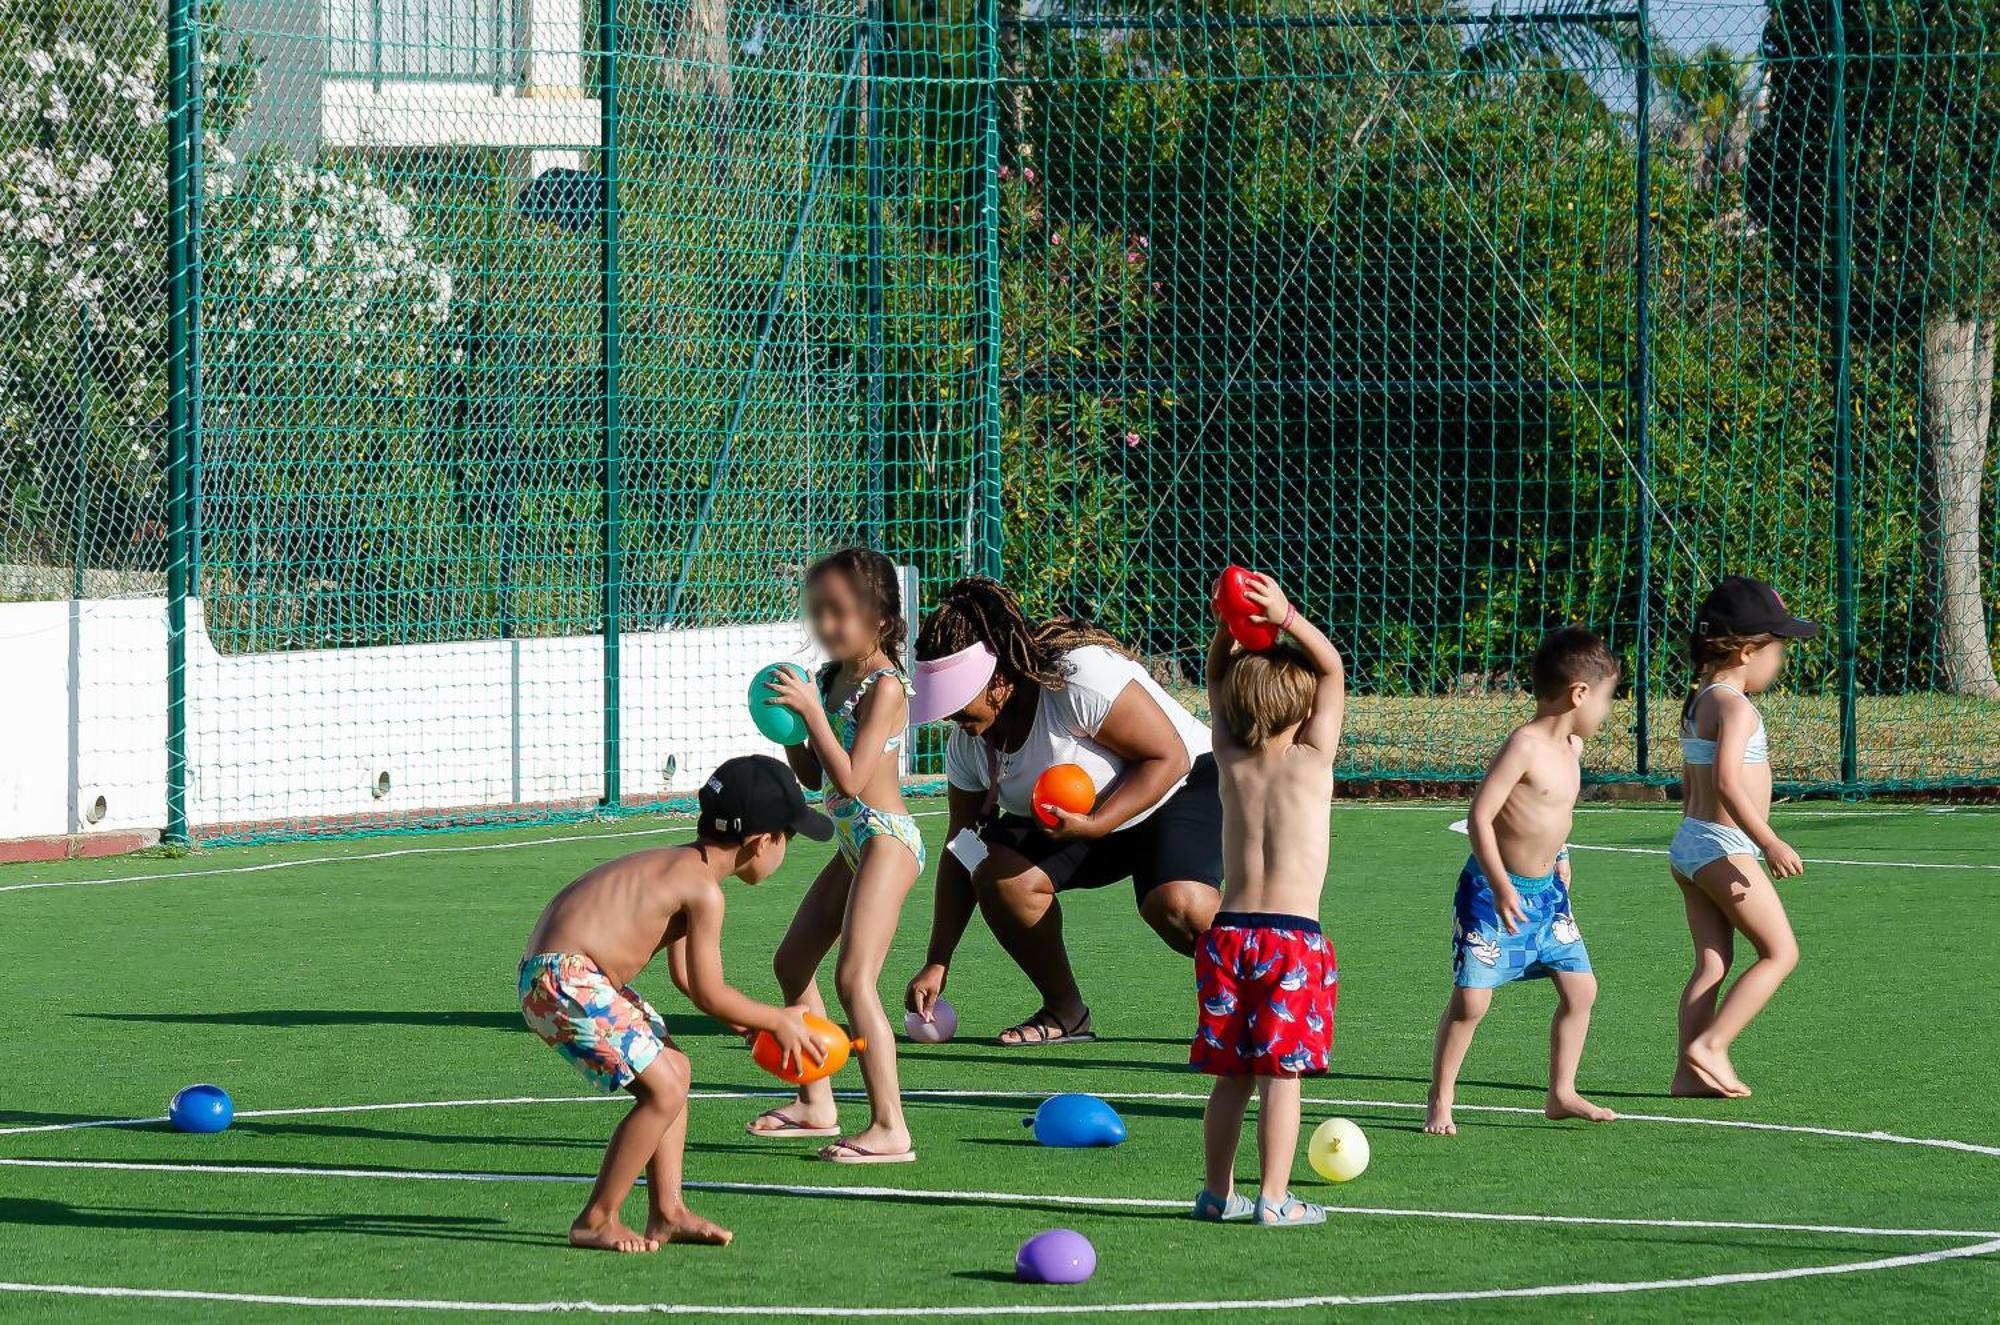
1254, 1193, 1326, 1227
1192, 1190, 1255, 1222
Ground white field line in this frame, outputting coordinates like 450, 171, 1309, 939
1441, 818, 2000, 871
7, 801, 1985, 898
5, 1087, 1997, 1159
0, 811, 954, 897
1, 1155, 1992, 1243
4, 1236, 1999, 1317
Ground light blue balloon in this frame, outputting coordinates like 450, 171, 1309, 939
749, 662, 811, 746
1023, 1093, 1127, 1147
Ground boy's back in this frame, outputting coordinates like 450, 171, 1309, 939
525, 848, 711, 988
1213, 738, 1333, 918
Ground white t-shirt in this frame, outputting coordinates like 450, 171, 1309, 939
944, 645, 1211, 826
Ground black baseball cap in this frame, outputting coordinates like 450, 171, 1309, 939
697, 755, 832, 842
1695, 576, 1820, 640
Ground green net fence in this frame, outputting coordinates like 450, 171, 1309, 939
0, 0, 1996, 844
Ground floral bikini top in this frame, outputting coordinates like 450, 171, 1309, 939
817, 663, 913, 755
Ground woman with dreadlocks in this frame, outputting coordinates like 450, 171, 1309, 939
902, 577, 1222, 1045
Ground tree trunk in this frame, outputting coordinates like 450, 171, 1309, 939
1921, 314, 2000, 699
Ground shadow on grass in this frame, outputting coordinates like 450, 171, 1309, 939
0, 1197, 543, 1246
77, 1008, 729, 1039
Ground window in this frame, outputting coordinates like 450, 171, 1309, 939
326, 0, 519, 85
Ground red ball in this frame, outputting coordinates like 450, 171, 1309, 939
1213, 565, 1279, 651
1033, 763, 1097, 828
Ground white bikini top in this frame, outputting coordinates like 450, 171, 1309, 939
1681, 682, 1769, 766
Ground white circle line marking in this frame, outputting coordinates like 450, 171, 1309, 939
3, 1237, 1998, 1317
1441, 818, 2000, 871
2, 1156, 1990, 1242
6, 1087, 1996, 1158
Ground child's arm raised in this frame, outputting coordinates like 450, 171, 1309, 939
679, 886, 825, 1069
1243, 574, 1345, 755
1710, 693, 1803, 879
1204, 618, 1237, 748
1467, 735, 1533, 934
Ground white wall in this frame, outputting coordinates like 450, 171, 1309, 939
0, 597, 822, 840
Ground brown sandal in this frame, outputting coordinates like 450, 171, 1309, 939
997, 1006, 1095, 1047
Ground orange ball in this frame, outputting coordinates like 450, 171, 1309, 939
751, 1012, 867, 1085
1033, 762, 1097, 829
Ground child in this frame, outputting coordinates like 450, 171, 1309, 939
1193, 572, 1345, 1227
1424, 628, 1619, 1136
746, 548, 925, 1163
1670, 576, 1815, 1099
519, 755, 828, 1251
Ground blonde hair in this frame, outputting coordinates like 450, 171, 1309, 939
1216, 643, 1317, 748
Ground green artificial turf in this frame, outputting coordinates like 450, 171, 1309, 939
2, 800, 1998, 1321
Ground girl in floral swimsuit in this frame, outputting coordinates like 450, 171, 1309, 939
747, 547, 925, 1164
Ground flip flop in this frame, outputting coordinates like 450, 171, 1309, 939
745, 1107, 840, 1139
818, 1139, 917, 1165
997, 1006, 1095, 1047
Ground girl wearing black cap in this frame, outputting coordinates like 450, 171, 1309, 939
1669, 576, 1818, 1101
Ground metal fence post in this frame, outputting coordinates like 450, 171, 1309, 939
1631, 0, 1654, 778
975, 0, 1004, 579
164, 0, 196, 846
600, 0, 624, 807
1828, 0, 1859, 789
866, 0, 887, 547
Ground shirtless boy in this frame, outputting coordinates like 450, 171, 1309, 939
1192, 572, 1345, 1226
519, 755, 827, 1251
1424, 628, 1620, 1135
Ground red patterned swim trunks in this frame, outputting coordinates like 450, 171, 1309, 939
1191, 912, 1337, 1077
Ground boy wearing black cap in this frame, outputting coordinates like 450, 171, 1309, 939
1671, 577, 1818, 1100
520, 755, 831, 1252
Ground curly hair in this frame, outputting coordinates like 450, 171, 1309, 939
1682, 629, 1780, 724
915, 576, 1128, 690
806, 546, 906, 666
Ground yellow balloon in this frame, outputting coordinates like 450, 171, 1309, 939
1307, 1117, 1370, 1183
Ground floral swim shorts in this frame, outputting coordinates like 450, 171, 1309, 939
518, 952, 668, 1092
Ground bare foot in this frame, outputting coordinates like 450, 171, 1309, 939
1422, 1098, 1457, 1136
647, 1206, 734, 1247
1545, 1089, 1617, 1123
1681, 1042, 1752, 1098
1670, 1065, 1732, 1098
569, 1215, 658, 1253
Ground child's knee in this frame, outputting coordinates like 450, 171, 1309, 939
630, 1047, 690, 1108
833, 951, 883, 1011
1448, 987, 1491, 1023
1690, 947, 1732, 982
1760, 936, 1800, 975
1557, 974, 1597, 1012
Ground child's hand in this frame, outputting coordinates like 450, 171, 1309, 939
770, 1005, 827, 1071
765, 667, 819, 717
1556, 854, 1572, 886
1243, 573, 1293, 629
1493, 880, 1527, 935
1766, 838, 1804, 879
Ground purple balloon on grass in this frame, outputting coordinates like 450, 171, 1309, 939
1015, 1228, 1096, 1284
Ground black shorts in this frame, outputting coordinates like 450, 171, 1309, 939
981, 753, 1224, 904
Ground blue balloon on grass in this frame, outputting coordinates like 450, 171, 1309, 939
169, 1083, 234, 1134
1023, 1093, 1126, 1147
749, 662, 811, 746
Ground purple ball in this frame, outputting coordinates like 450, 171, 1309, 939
1015, 1228, 1096, 1284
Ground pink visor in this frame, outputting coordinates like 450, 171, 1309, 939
911, 642, 999, 723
